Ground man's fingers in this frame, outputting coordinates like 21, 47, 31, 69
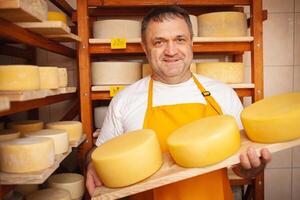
247, 147, 261, 168
86, 172, 96, 196
240, 152, 251, 169
261, 148, 272, 164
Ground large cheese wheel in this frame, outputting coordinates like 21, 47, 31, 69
39, 67, 59, 89
8, 120, 44, 136
24, 129, 69, 154
27, 188, 71, 200
196, 62, 244, 83
0, 129, 20, 142
48, 173, 84, 200
46, 121, 82, 142
15, 184, 39, 196
241, 93, 300, 143
92, 62, 142, 85
167, 115, 240, 167
92, 129, 163, 188
0, 65, 40, 91
93, 18, 141, 39
94, 106, 108, 129
48, 11, 67, 24
142, 63, 197, 77
0, 137, 54, 173
198, 12, 247, 37
189, 15, 198, 37
58, 68, 68, 87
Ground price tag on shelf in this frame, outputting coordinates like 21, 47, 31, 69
109, 86, 125, 97
111, 38, 127, 49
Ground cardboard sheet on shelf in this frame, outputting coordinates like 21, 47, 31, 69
92, 132, 300, 200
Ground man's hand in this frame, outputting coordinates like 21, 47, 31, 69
233, 147, 272, 179
86, 162, 102, 196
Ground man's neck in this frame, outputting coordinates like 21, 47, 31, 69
152, 72, 192, 84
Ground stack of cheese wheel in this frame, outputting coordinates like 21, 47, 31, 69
15, 184, 39, 197
241, 92, 300, 143
39, 66, 59, 89
94, 106, 108, 129
196, 62, 244, 83
0, 137, 55, 173
48, 11, 67, 24
198, 12, 247, 37
27, 188, 71, 200
142, 63, 197, 77
0, 129, 20, 142
0, 65, 40, 91
8, 120, 44, 136
25, 129, 69, 154
58, 68, 68, 88
93, 18, 141, 39
48, 173, 84, 200
92, 62, 142, 86
189, 15, 198, 37
92, 129, 163, 188
46, 121, 82, 142
167, 115, 240, 167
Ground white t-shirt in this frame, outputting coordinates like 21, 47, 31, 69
96, 74, 244, 146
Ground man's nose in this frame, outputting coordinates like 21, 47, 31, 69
164, 41, 177, 56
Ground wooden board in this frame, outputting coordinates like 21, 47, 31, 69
70, 134, 87, 148
0, 148, 72, 185
89, 38, 141, 44
229, 83, 255, 89
16, 21, 71, 35
91, 85, 129, 92
46, 33, 81, 42
0, 96, 10, 112
46, 87, 77, 96
0, 0, 47, 22
92, 132, 300, 200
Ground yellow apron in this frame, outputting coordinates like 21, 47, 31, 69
130, 75, 233, 200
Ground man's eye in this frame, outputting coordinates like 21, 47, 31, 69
154, 41, 163, 46
177, 38, 186, 43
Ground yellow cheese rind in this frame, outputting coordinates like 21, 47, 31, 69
58, 68, 68, 87
167, 115, 240, 168
198, 12, 247, 37
48, 11, 67, 24
27, 188, 71, 200
92, 129, 163, 188
241, 93, 300, 143
46, 121, 82, 142
24, 129, 69, 154
196, 62, 244, 83
0, 137, 55, 173
39, 66, 59, 89
0, 65, 40, 91
8, 120, 44, 136
0, 129, 20, 142
48, 173, 84, 200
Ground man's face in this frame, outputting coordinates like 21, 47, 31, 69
142, 16, 193, 83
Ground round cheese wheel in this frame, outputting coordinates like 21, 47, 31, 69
0, 137, 55, 173
0, 65, 40, 91
14, 184, 39, 196
93, 18, 141, 39
48, 173, 84, 200
92, 129, 163, 188
241, 93, 300, 143
189, 15, 198, 37
24, 129, 69, 154
92, 62, 142, 85
38, 67, 59, 89
8, 120, 44, 136
196, 62, 244, 83
94, 106, 108, 129
46, 121, 82, 142
167, 115, 240, 167
58, 68, 68, 88
198, 12, 247, 37
48, 11, 67, 24
0, 129, 20, 142
27, 188, 71, 200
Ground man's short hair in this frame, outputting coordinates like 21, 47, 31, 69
141, 6, 193, 43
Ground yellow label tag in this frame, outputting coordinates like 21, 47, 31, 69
111, 38, 127, 49
109, 86, 125, 97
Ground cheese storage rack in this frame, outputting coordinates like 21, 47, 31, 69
0, 0, 81, 198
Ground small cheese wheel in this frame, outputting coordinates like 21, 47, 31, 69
92, 62, 142, 85
8, 120, 44, 136
94, 106, 108, 129
58, 68, 68, 87
24, 129, 69, 154
48, 173, 84, 200
142, 63, 196, 77
0, 137, 55, 173
0, 65, 40, 91
27, 188, 71, 200
39, 67, 59, 89
93, 18, 141, 39
46, 121, 82, 142
14, 184, 39, 196
48, 11, 67, 24
189, 15, 198, 37
167, 115, 240, 167
198, 12, 247, 37
196, 62, 244, 83
92, 129, 163, 188
241, 93, 300, 143
0, 129, 20, 142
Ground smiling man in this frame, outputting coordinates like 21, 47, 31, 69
86, 6, 271, 199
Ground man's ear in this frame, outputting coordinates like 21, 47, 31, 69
141, 42, 148, 56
